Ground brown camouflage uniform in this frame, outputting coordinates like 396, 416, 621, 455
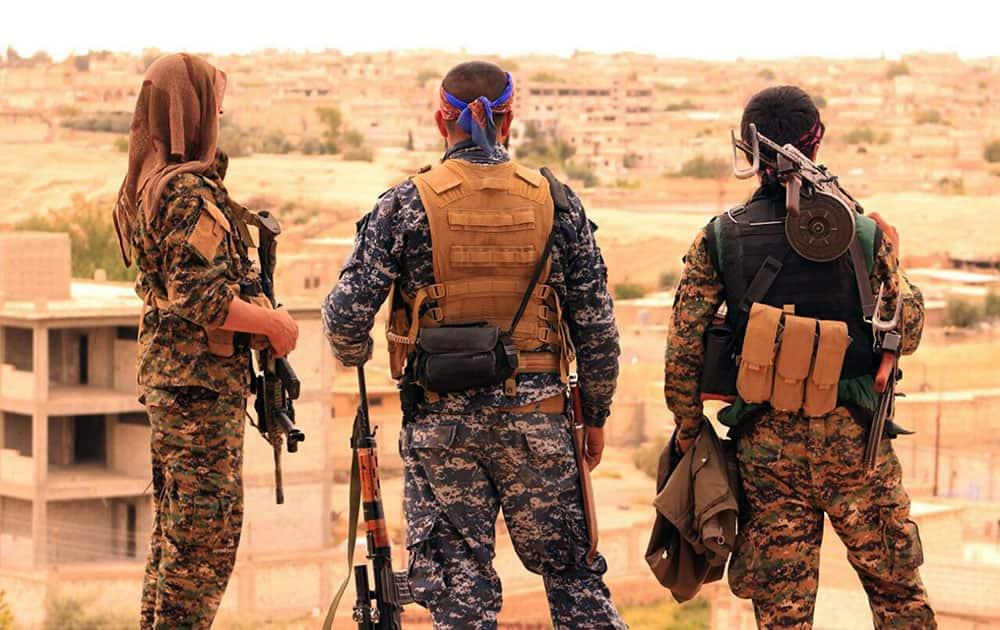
665, 217, 937, 628
133, 153, 250, 630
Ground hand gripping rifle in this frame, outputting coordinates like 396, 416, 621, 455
864, 282, 904, 470
248, 210, 305, 504
323, 365, 412, 630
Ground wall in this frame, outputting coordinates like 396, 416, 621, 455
112, 337, 137, 393
47, 499, 115, 564
0, 497, 33, 570
109, 417, 149, 477
0, 232, 70, 301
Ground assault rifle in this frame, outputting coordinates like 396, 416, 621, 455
731, 123, 864, 264
249, 210, 305, 504
323, 366, 412, 630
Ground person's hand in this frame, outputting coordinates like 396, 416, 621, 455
266, 307, 299, 357
584, 426, 605, 471
869, 212, 900, 259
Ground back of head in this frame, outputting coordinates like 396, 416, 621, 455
741, 85, 822, 162
438, 61, 514, 154
442, 61, 510, 123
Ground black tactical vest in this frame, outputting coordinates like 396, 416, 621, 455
707, 186, 881, 380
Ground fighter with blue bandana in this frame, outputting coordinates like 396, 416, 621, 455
323, 61, 625, 629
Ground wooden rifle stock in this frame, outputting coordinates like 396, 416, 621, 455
568, 374, 599, 565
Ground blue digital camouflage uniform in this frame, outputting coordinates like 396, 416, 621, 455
664, 189, 937, 629
324, 141, 626, 629
134, 151, 250, 630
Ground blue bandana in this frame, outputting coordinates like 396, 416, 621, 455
439, 72, 515, 155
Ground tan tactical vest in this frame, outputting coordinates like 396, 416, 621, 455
386, 160, 574, 387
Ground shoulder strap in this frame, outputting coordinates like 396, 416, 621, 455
540, 166, 570, 211
507, 168, 563, 335
849, 237, 876, 320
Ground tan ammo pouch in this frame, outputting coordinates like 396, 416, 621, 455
803, 320, 849, 416
770, 315, 817, 412
736, 303, 782, 403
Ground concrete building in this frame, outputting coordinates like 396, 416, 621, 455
0, 232, 338, 626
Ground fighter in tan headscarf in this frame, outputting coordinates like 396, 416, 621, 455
114, 53, 299, 629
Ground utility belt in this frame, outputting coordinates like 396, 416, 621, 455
143, 283, 270, 357
408, 322, 563, 395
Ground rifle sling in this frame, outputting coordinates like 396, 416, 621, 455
507, 167, 563, 336
322, 433, 363, 630
849, 236, 876, 319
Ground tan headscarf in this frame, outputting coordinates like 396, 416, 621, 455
113, 53, 227, 266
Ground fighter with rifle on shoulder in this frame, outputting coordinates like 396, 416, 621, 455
665, 85, 936, 628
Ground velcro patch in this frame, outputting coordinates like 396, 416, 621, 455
188, 201, 230, 261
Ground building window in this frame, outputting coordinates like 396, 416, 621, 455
75, 416, 105, 462
2, 413, 32, 456
119, 412, 150, 426
116, 326, 138, 341
3, 327, 33, 372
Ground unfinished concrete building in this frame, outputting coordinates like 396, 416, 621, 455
0, 232, 339, 625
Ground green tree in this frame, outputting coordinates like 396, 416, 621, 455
633, 437, 667, 478
259, 128, 292, 154
17, 195, 137, 282
72, 54, 91, 72
113, 136, 129, 153
30, 50, 52, 65
565, 162, 599, 188
514, 122, 576, 168
757, 68, 776, 80
665, 99, 697, 112
217, 121, 254, 158
885, 61, 910, 79
416, 69, 439, 83
658, 269, 679, 289
986, 292, 1000, 319
675, 155, 728, 179
530, 71, 562, 83
614, 282, 647, 300
915, 109, 943, 125
0, 590, 14, 630
813, 94, 828, 108
945, 298, 983, 328
844, 126, 876, 145
983, 139, 1000, 163
44, 595, 131, 629
315, 106, 344, 153
405, 129, 415, 151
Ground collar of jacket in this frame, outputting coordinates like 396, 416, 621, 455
442, 139, 510, 165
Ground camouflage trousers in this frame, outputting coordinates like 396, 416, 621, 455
140, 387, 246, 630
401, 409, 626, 630
728, 407, 936, 629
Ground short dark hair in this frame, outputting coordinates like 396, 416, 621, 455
441, 61, 510, 127
741, 85, 822, 160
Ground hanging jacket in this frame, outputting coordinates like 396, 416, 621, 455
645, 420, 740, 602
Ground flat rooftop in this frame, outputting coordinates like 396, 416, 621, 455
0, 280, 321, 322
